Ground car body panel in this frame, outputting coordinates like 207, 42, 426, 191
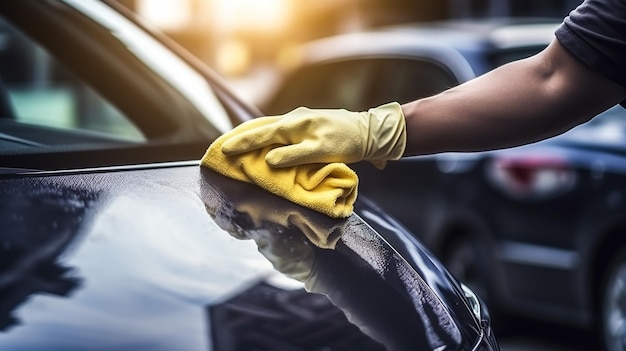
0, 1, 500, 349
0, 164, 496, 350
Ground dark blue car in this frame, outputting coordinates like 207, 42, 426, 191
0, 1, 498, 350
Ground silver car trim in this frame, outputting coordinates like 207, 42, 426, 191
498, 240, 580, 270
11, 160, 200, 177
469, 328, 485, 351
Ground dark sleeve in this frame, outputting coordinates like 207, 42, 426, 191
555, 0, 626, 93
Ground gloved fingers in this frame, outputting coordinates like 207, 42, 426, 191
369, 159, 387, 170
266, 140, 345, 168
221, 117, 285, 155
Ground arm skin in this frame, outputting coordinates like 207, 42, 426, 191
401, 39, 626, 156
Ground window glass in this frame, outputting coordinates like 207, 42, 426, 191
0, 16, 144, 142
310, 60, 374, 111
487, 46, 543, 69
264, 60, 375, 114
67, 0, 232, 134
368, 58, 457, 105
264, 57, 457, 114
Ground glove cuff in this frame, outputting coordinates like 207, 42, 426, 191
364, 102, 407, 164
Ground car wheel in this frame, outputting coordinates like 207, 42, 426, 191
601, 248, 626, 351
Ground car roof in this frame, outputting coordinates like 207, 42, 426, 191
293, 18, 560, 81
389, 18, 559, 49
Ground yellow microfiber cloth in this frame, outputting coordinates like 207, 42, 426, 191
200, 128, 359, 218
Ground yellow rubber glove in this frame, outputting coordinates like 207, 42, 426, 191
221, 102, 407, 169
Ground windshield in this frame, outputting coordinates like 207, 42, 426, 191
0, 0, 232, 171
64, 0, 232, 134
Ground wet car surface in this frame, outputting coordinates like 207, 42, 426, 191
0, 0, 499, 349
0, 164, 498, 350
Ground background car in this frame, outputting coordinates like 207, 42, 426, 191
0, 1, 499, 350
260, 19, 626, 350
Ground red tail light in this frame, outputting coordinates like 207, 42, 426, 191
486, 155, 577, 199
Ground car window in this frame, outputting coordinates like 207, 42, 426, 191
0, 0, 243, 171
264, 57, 457, 114
367, 58, 457, 105
67, 0, 232, 134
264, 60, 375, 114
487, 46, 544, 69
0, 15, 144, 142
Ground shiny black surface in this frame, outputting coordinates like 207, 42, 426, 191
0, 164, 496, 350
0, 0, 498, 349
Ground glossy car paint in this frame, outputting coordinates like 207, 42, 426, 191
0, 0, 500, 349
0, 164, 497, 350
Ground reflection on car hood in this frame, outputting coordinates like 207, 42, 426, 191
0, 165, 486, 350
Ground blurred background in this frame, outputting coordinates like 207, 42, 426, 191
114, 0, 579, 104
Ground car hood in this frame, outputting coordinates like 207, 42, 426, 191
0, 164, 488, 350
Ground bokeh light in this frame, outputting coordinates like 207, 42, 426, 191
215, 39, 251, 77
136, 0, 193, 31
211, 0, 289, 34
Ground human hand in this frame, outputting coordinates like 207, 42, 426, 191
221, 102, 406, 168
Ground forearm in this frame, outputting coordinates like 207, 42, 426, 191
401, 39, 626, 156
